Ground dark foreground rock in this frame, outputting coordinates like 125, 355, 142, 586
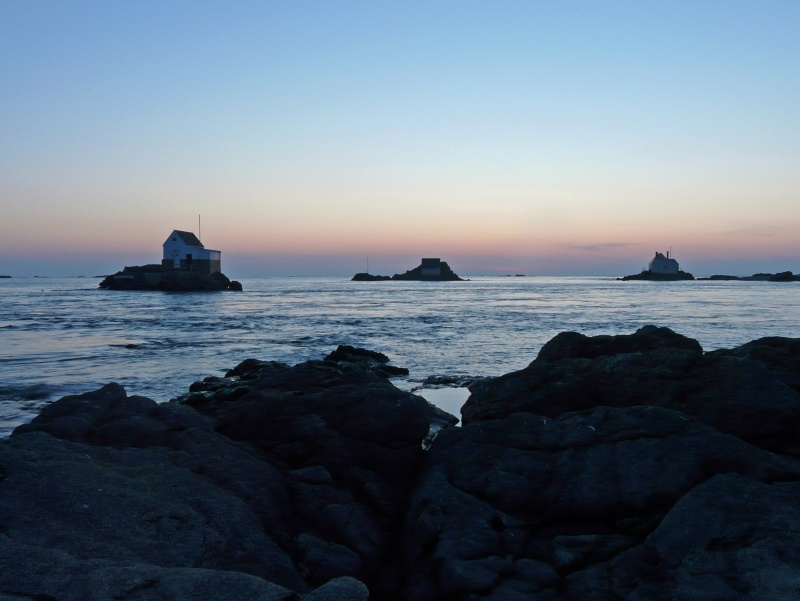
1, 349, 453, 600
5, 330, 800, 600
99, 264, 242, 291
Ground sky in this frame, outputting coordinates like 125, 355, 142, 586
1, 1, 798, 277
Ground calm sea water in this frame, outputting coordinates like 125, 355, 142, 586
2, 276, 799, 436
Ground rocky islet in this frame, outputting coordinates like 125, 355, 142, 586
2, 328, 800, 599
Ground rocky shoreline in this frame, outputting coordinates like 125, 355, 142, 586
3, 328, 800, 599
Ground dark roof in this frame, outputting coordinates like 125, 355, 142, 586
171, 230, 204, 248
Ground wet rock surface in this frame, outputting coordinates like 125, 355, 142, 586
4, 330, 800, 600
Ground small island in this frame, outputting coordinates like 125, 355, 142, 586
0, 275, 11, 279
619, 251, 694, 281
100, 230, 242, 291
353, 258, 465, 281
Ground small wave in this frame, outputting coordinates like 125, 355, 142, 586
0, 383, 56, 401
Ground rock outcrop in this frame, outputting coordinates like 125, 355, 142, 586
352, 260, 465, 282
99, 264, 242, 291
5, 328, 800, 600
391, 261, 463, 281
1, 349, 452, 600
351, 273, 392, 281
618, 269, 694, 281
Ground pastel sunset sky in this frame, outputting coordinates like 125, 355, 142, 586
1, 1, 798, 277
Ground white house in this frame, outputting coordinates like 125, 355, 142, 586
162, 230, 221, 274
648, 251, 679, 274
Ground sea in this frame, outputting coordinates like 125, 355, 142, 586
2, 275, 799, 437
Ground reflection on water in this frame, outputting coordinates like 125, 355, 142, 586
415, 387, 470, 424
2, 276, 800, 435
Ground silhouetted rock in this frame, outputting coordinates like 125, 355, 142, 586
401, 326, 800, 599
708, 335, 800, 393
698, 274, 741, 280
402, 406, 800, 600
618, 269, 694, 281
535, 324, 702, 361
768, 270, 800, 282
392, 260, 464, 281
99, 264, 242, 291
351, 272, 391, 281
352, 259, 465, 281
463, 326, 800, 456
323, 344, 410, 376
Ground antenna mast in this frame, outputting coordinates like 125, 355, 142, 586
198, 215, 201, 242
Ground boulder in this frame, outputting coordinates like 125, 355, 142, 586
535, 325, 702, 361
708, 336, 800, 393
608, 474, 800, 600
1, 349, 457, 600
323, 345, 410, 376
182, 357, 455, 595
401, 405, 800, 600
463, 326, 800, 457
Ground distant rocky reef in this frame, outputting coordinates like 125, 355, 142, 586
620, 269, 800, 282
698, 271, 800, 282
4, 327, 800, 599
619, 269, 695, 281
0, 275, 10, 279
353, 259, 465, 281
99, 264, 242, 291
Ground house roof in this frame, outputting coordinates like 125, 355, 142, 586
168, 230, 204, 248
652, 252, 676, 262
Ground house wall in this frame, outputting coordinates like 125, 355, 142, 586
649, 254, 679, 274
162, 236, 222, 274
161, 254, 221, 274
163, 236, 192, 261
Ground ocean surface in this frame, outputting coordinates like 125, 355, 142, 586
2, 275, 800, 436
